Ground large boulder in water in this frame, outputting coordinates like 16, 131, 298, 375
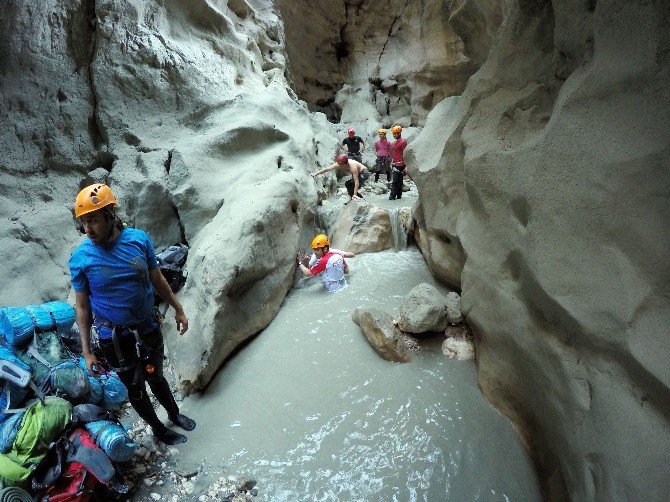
352, 308, 413, 363
330, 199, 393, 254
397, 283, 449, 334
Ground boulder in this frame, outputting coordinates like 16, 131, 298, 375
397, 283, 448, 334
442, 323, 475, 360
330, 199, 393, 254
445, 292, 463, 324
352, 308, 413, 363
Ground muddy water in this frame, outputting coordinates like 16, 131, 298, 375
170, 249, 540, 501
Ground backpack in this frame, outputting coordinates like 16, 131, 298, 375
38, 428, 115, 502
154, 243, 188, 306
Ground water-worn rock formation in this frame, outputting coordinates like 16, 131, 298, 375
2, 0, 669, 499
0, 0, 335, 392
409, 0, 670, 499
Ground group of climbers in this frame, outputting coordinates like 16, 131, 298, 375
303, 124, 409, 292
314, 125, 408, 202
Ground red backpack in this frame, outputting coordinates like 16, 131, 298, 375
39, 428, 115, 502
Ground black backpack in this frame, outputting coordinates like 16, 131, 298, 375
154, 243, 188, 306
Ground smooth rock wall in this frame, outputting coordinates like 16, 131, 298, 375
410, 0, 670, 498
277, 0, 503, 125
0, 0, 337, 392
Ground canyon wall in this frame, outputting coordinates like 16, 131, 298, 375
2, 0, 669, 499
410, 0, 670, 499
0, 0, 337, 391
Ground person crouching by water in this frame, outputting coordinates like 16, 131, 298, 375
296, 234, 349, 293
311, 154, 370, 200
69, 183, 196, 445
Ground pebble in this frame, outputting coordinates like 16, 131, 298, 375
150, 493, 161, 501
182, 481, 195, 494
144, 477, 156, 487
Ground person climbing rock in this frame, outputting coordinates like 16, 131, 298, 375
373, 129, 392, 183
311, 154, 370, 200
340, 128, 366, 162
69, 184, 196, 445
389, 125, 408, 200
296, 234, 349, 293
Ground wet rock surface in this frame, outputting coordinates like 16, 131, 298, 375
352, 307, 414, 362
397, 283, 449, 334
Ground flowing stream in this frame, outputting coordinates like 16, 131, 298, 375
164, 249, 541, 501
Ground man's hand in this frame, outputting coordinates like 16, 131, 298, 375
175, 310, 189, 335
84, 352, 99, 377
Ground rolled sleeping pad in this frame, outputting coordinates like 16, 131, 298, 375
85, 420, 137, 462
0, 302, 75, 349
0, 486, 33, 502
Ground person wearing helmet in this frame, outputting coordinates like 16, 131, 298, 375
311, 153, 370, 200
296, 234, 349, 293
69, 184, 195, 445
389, 125, 408, 200
373, 129, 392, 183
340, 128, 366, 162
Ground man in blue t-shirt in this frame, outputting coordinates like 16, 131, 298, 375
69, 184, 195, 445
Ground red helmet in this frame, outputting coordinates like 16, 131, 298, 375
347, 128, 355, 137
336, 154, 349, 164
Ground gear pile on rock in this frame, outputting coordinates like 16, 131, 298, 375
0, 301, 135, 499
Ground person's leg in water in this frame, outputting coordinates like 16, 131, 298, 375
141, 329, 196, 432
99, 333, 188, 444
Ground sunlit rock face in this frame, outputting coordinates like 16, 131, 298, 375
0, 0, 336, 392
410, 0, 670, 499
276, 0, 503, 126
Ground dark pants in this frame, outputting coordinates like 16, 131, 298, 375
390, 165, 405, 200
374, 156, 391, 182
348, 151, 362, 163
99, 328, 178, 432
345, 171, 370, 198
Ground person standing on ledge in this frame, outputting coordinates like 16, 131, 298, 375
389, 125, 408, 200
340, 128, 366, 162
296, 234, 349, 293
373, 129, 392, 183
69, 183, 196, 445
311, 154, 370, 200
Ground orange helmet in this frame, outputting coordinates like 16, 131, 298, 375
377, 129, 387, 135
311, 234, 330, 250
391, 125, 402, 134
74, 184, 118, 218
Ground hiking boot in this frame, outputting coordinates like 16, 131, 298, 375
169, 413, 196, 431
153, 427, 187, 445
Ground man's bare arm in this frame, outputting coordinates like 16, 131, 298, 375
311, 163, 338, 177
75, 290, 98, 376
150, 268, 188, 334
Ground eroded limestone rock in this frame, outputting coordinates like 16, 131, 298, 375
397, 283, 448, 334
352, 308, 413, 363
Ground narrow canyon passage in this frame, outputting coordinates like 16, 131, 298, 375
140, 249, 540, 501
